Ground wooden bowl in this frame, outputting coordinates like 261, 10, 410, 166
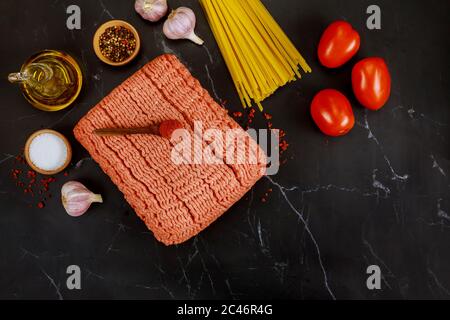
24, 129, 72, 175
93, 20, 141, 66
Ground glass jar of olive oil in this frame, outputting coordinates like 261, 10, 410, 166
8, 50, 83, 112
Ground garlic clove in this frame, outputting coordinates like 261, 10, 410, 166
61, 181, 103, 217
163, 7, 204, 45
135, 0, 168, 23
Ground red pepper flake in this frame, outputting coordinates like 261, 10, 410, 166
11, 169, 21, 180
233, 111, 243, 118
9, 155, 58, 209
27, 170, 36, 178
260, 187, 274, 202
64, 172, 69, 177
263, 113, 272, 120
244, 108, 256, 128
260, 188, 274, 203
14, 155, 26, 164
280, 140, 289, 153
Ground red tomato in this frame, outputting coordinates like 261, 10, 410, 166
318, 21, 361, 68
352, 57, 391, 110
311, 89, 355, 137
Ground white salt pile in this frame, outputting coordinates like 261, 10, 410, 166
29, 133, 68, 171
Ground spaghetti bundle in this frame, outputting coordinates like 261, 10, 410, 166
200, 0, 311, 110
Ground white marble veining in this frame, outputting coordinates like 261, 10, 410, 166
358, 111, 409, 181
265, 176, 336, 300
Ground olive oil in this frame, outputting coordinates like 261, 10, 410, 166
8, 50, 82, 111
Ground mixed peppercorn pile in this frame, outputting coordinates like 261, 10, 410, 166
99, 26, 137, 63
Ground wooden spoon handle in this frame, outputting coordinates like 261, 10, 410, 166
94, 125, 159, 137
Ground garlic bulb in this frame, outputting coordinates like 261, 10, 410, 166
61, 181, 103, 217
163, 7, 204, 45
135, 0, 168, 22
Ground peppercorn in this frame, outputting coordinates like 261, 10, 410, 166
99, 26, 137, 63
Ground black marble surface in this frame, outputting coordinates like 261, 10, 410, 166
0, 0, 449, 300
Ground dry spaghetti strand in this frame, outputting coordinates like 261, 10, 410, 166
200, 0, 311, 110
